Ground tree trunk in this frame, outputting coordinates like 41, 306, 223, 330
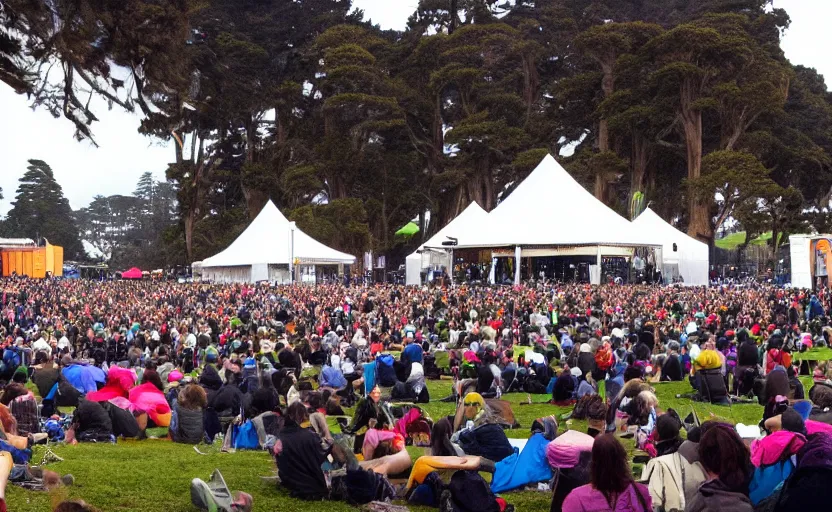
185, 207, 196, 262
594, 60, 614, 202
449, 0, 458, 34
242, 116, 269, 219
433, 92, 444, 169
682, 112, 711, 242
243, 187, 268, 220
381, 169, 389, 248
680, 79, 711, 243
630, 133, 649, 217
521, 54, 539, 125
484, 165, 495, 211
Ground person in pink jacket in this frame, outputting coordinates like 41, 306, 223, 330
561, 434, 651, 512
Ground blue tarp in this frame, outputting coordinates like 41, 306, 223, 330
491, 433, 553, 493
62, 364, 106, 394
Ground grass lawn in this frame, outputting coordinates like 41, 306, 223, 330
793, 347, 832, 362
9, 378, 779, 512
715, 231, 782, 250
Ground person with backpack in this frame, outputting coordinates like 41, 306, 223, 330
749, 408, 807, 507
561, 433, 651, 511
772, 431, 832, 511
641, 424, 707, 512
685, 422, 753, 512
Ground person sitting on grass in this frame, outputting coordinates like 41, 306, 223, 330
641, 425, 706, 512
1, 382, 39, 436
561, 433, 651, 512
274, 401, 329, 500
170, 383, 207, 444
686, 422, 753, 512
451, 392, 513, 463
343, 385, 388, 453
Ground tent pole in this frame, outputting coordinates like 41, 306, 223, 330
289, 222, 296, 284
514, 246, 522, 285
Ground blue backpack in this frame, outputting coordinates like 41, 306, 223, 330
376, 354, 397, 387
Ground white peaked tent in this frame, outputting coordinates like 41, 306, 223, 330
201, 200, 355, 283
632, 208, 709, 285
452, 154, 661, 284
459, 154, 660, 248
405, 202, 488, 285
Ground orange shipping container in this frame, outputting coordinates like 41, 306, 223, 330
0, 245, 64, 278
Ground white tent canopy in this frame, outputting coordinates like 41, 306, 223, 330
405, 202, 488, 285
201, 200, 355, 283
458, 154, 660, 248
632, 208, 709, 285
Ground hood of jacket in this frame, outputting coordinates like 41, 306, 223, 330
199, 364, 222, 391
751, 430, 806, 467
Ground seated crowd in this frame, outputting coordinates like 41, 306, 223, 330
0, 278, 831, 511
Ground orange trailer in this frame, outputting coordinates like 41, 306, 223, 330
0, 243, 64, 278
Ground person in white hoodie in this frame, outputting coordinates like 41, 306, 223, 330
33, 335, 51, 359
640, 427, 706, 512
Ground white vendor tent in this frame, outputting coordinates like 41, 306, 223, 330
405, 202, 488, 285
201, 200, 355, 283
457, 154, 660, 249
452, 154, 661, 284
632, 208, 709, 285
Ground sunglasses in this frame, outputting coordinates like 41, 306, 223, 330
463, 402, 481, 407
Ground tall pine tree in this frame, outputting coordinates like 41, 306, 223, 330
4, 160, 83, 258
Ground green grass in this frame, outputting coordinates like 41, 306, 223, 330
793, 347, 832, 362
714, 231, 782, 250
10, 378, 774, 512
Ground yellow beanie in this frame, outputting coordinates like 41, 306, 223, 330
695, 349, 722, 371
463, 392, 485, 407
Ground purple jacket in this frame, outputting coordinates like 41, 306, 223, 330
561, 482, 651, 512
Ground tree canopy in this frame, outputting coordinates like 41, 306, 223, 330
4, 0, 832, 264
1, 160, 83, 258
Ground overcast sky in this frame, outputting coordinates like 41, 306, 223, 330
0, 0, 826, 216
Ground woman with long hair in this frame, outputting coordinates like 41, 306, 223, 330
561, 434, 651, 511
686, 422, 753, 512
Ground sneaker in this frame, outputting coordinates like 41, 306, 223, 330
191, 470, 234, 512
190, 478, 220, 512
207, 469, 234, 505
439, 490, 456, 512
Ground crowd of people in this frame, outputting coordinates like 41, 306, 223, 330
0, 275, 832, 511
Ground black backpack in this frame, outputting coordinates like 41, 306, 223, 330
774, 433, 832, 511
448, 470, 501, 512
